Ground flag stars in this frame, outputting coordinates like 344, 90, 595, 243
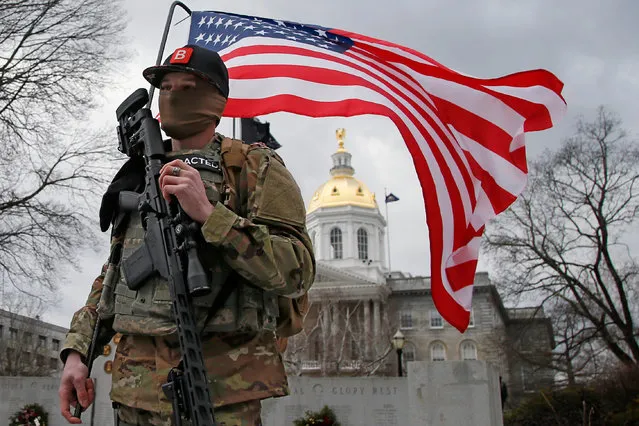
191, 13, 351, 53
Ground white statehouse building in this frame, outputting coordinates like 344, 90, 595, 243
281, 129, 554, 408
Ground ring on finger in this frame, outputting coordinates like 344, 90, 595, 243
171, 166, 181, 177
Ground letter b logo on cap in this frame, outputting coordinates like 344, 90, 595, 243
170, 47, 193, 64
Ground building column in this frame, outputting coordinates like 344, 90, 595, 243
317, 223, 331, 260
331, 303, 340, 371
313, 223, 321, 261
321, 302, 330, 372
372, 226, 379, 262
373, 300, 381, 353
364, 300, 371, 359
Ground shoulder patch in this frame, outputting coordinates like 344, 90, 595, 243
171, 154, 221, 173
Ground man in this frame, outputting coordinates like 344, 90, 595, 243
58, 44, 315, 425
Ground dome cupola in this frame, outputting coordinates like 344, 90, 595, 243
307, 128, 378, 214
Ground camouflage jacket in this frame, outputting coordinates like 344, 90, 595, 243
61, 133, 315, 411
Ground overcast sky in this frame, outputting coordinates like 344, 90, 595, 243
46, 0, 639, 327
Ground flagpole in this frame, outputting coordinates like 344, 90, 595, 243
385, 187, 392, 275
232, 117, 236, 139
146, 1, 191, 109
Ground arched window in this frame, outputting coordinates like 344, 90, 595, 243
460, 341, 478, 360
357, 228, 368, 260
431, 342, 447, 361
330, 227, 343, 259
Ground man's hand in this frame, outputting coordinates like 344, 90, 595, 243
59, 351, 94, 424
159, 159, 215, 224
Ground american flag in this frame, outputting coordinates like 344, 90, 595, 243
188, 11, 566, 332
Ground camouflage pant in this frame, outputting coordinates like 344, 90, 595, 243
117, 400, 262, 426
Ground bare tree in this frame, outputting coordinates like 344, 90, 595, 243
283, 300, 394, 376
0, 0, 128, 299
484, 106, 639, 370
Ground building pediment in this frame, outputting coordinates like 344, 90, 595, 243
314, 261, 376, 285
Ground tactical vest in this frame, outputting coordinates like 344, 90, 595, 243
110, 137, 279, 336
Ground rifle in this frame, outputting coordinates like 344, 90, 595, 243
115, 87, 217, 426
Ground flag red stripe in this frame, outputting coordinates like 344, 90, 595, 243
430, 95, 523, 171
446, 260, 479, 293
464, 154, 519, 215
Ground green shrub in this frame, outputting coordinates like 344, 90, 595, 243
504, 366, 639, 426
504, 387, 602, 426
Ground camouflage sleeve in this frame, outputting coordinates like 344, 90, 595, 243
201, 148, 315, 298
60, 235, 121, 363
60, 264, 107, 363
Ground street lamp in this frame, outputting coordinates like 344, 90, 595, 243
391, 330, 406, 377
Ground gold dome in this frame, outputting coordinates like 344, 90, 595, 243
307, 128, 378, 214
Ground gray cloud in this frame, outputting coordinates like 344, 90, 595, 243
46, 0, 638, 325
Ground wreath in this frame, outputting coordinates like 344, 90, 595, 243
293, 405, 341, 426
8, 403, 48, 426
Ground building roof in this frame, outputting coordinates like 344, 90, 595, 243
0, 308, 68, 334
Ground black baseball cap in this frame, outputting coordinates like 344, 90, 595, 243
143, 45, 229, 98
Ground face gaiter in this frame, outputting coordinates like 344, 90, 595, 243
158, 81, 227, 140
